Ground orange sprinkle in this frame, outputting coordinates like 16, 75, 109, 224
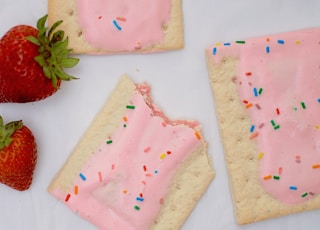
263, 175, 272, 180
246, 103, 253, 109
123, 116, 128, 122
266, 37, 270, 42
123, 189, 128, 194
74, 186, 79, 195
116, 17, 126, 21
249, 131, 259, 140
312, 164, 320, 169
195, 131, 201, 140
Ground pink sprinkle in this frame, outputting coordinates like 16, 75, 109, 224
98, 16, 102, 19
142, 181, 146, 185
278, 167, 283, 175
146, 173, 152, 177
144, 147, 151, 153
112, 164, 115, 170
159, 198, 164, 204
296, 155, 301, 163
259, 123, 265, 129
98, 171, 102, 182
249, 131, 259, 140
162, 122, 167, 127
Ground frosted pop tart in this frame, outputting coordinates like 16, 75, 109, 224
206, 28, 320, 224
48, 0, 184, 54
48, 75, 214, 229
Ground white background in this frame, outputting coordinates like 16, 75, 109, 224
1, 0, 320, 229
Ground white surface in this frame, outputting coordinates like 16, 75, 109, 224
1, 0, 320, 229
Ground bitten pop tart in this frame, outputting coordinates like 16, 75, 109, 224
48, 75, 214, 229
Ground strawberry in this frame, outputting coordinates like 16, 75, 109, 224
0, 15, 79, 103
0, 116, 37, 191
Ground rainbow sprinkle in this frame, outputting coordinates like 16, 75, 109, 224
126, 105, 136, 109
289, 186, 298, 191
113, 20, 122, 31
65, 194, 71, 202
79, 173, 86, 181
106, 140, 113, 144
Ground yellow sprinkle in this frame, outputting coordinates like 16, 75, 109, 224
315, 125, 320, 130
258, 152, 264, 160
215, 43, 222, 46
195, 131, 201, 140
160, 153, 166, 160
296, 40, 301, 45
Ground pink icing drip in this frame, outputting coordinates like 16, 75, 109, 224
209, 28, 320, 204
51, 87, 202, 229
76, 0, 171, 51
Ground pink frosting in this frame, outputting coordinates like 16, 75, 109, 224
76, 0, 171, 51
50, 87, 202, 229
208, 28, 320, 204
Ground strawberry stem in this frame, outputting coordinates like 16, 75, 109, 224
0, 116, 23, 150
26, 15, 80, 89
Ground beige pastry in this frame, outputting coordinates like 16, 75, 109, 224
206, 28, 320, 224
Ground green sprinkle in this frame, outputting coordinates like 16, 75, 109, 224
258, 88, 263, 95
273, 176, 280, 180
274, 125, 280, 130
235, 40, 246, 44
301, 192, 308, 198
134, 205, 140, 211
126, 105, 135, 109
301, 102, 306, 109
106, 140, 113, 144
271, 120, 276, 126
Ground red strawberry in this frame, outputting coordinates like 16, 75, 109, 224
0, 116, 37, 191
0, 15, 79, 103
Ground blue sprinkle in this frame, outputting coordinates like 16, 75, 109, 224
266, 46, 270, 53
289, 186, 298, 191
154, 170, 158, 174
224, 42, 231, 46
317, 98, 320, 103
250, 125, 255, 133
113, 20, 122, 31
253, 87, 258, 97
136, 197, 145, 202
213, 47, 217, 55
277, 40, 285, 44
79, 173, 86, 181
